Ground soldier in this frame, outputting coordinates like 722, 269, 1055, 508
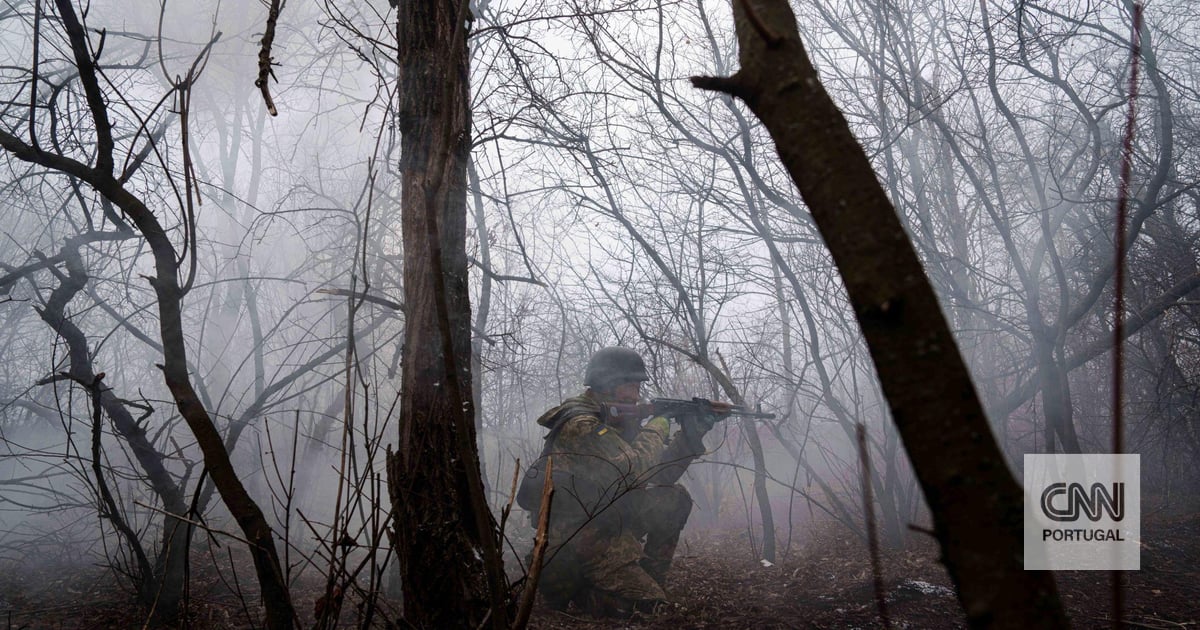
527, 347, 715, 617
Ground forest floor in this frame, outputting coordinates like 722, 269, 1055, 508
1, 510, 1196, 629
530, 508, 1200, 629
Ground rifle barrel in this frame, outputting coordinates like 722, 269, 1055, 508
648, 398, 776, 420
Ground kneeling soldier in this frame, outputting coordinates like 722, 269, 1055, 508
522, 347, 714, 617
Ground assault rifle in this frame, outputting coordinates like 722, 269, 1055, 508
517, 398, 774, 514
603, 397, 776, 423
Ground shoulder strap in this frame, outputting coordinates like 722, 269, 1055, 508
536, 403, 599, 458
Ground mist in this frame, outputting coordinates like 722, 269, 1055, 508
1, 0, 1197, 627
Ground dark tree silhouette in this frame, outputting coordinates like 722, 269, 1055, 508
691, 0, 1067, 626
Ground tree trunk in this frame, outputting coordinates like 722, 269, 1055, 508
1037, 340, 1081, 454
386, 0, 509, 627
742, 420, 776, 562
691, 1, 1066, 627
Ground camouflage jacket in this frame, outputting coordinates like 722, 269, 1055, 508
532, 393, 668, 521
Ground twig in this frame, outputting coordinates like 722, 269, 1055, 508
1088, 616, 1194, 630
467, 255, 546, 286
907, 523, 936, 538
29, 0, 41, 148
134, 500, 257, 549
315, 287, 402, 311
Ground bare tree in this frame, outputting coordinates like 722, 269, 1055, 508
0, 2, 296, 626
690, 0, 1066, 626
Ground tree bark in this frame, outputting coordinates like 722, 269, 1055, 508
691, 1, 1066, 627
386, 0, 509, 627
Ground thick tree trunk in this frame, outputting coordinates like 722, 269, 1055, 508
691, 1, 1066, 627
386, 0, 509, 627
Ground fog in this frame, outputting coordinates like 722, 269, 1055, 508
1, 0, 1198, 626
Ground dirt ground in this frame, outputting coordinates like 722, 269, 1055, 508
529, 509, 1200, 629
1, 511, 1196, 629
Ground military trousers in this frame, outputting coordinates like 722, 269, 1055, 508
537, 483, 693, 617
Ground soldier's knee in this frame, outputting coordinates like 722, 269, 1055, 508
645, 483, 690, 506
630, 484, 692, 532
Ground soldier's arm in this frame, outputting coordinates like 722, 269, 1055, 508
648, 432, 702, 485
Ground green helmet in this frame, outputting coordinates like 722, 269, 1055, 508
584, 347, 649, 391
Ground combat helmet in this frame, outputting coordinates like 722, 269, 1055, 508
584, 346, 649, 391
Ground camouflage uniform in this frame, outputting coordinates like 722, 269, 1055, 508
533, 393, 697, 617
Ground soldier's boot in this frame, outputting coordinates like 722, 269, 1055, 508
637, 555, 671, 588
539, 584, 573, 612
638, 484, 693, 586
640, 525, 683, 586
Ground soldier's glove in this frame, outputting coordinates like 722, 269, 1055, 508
643, 416, 670, 440
680, 412, 717, 454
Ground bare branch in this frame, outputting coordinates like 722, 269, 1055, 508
256, 0, 285, 116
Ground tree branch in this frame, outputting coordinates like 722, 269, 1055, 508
256, 0, 284, 115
